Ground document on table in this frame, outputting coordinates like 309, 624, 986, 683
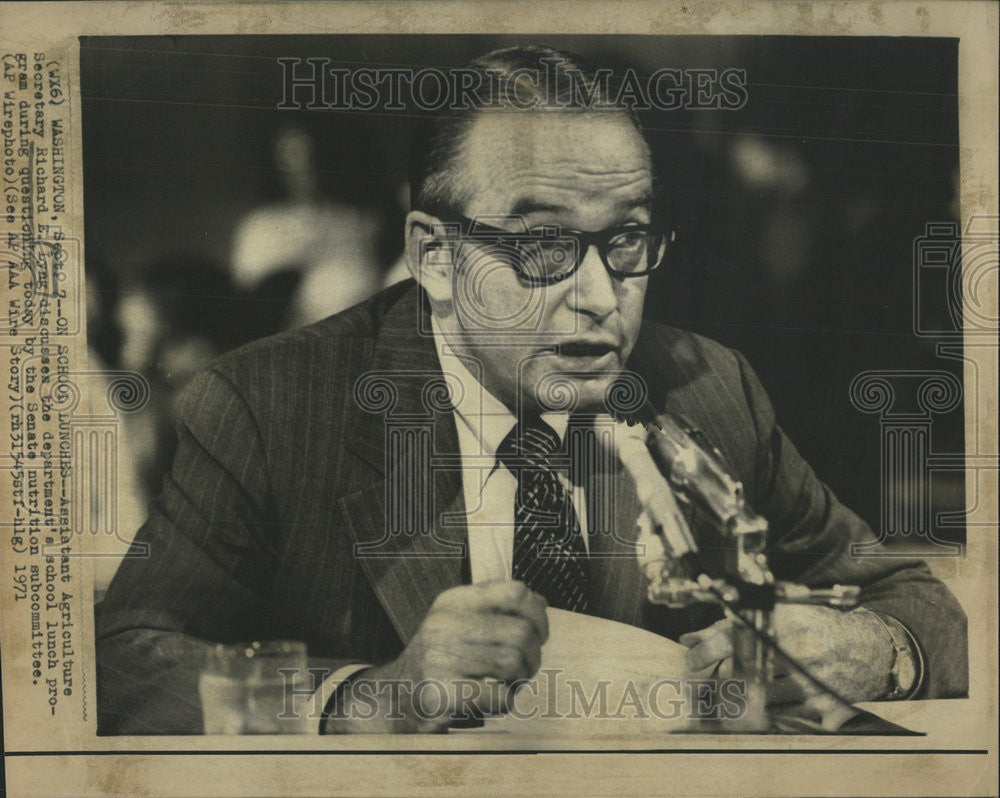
478, 608, 701, 735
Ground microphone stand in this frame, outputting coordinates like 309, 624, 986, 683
614, 412, 859, 732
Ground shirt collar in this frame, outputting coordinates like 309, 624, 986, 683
430, 315, 569, 461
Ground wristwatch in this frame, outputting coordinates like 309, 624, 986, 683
858, 609, 922, 700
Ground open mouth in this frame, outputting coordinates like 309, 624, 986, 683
557, 341, 617, 360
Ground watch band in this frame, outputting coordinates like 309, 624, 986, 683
318, 664, 372, 733
857, 608, 923, 700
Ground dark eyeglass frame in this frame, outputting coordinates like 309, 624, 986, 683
426, 210, 672, 286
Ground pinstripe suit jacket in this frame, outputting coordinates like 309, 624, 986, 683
96, 280, 967, 734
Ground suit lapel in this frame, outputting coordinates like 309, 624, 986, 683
338, 465, 466, 646
339, 285, 467, 645
572, 417, 649, 628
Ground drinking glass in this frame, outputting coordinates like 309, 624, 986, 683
198, 640, 309, 734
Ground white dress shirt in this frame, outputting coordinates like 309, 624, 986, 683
434, 316, 590, 582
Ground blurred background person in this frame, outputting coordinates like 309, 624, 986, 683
231, 125, 387, 326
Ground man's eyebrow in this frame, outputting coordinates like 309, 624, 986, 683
508, 198, 570, 217
616, 192, 653, 210
506, 194, 653, 218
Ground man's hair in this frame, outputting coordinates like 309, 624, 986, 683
407, 44, 646, 217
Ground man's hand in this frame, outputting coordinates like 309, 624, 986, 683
679, 605, 895, 728
324, 581, 549, 733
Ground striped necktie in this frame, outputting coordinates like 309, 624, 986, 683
498, 419, 590, 613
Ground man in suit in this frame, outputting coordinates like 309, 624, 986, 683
97, 45, 967, 735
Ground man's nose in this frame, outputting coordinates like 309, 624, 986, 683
570, 243, 618, 319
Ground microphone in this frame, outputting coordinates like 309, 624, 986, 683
643, 412, 768, 554
599, 411, 770, 586
605, 417, 698, 565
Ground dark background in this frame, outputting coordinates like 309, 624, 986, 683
79, 34, 965, 546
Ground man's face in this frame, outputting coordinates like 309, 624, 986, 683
429, 111, 653, 414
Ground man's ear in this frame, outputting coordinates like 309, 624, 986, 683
405, 210, 454, 304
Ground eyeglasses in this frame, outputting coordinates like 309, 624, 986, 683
428, 211, 671, 285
